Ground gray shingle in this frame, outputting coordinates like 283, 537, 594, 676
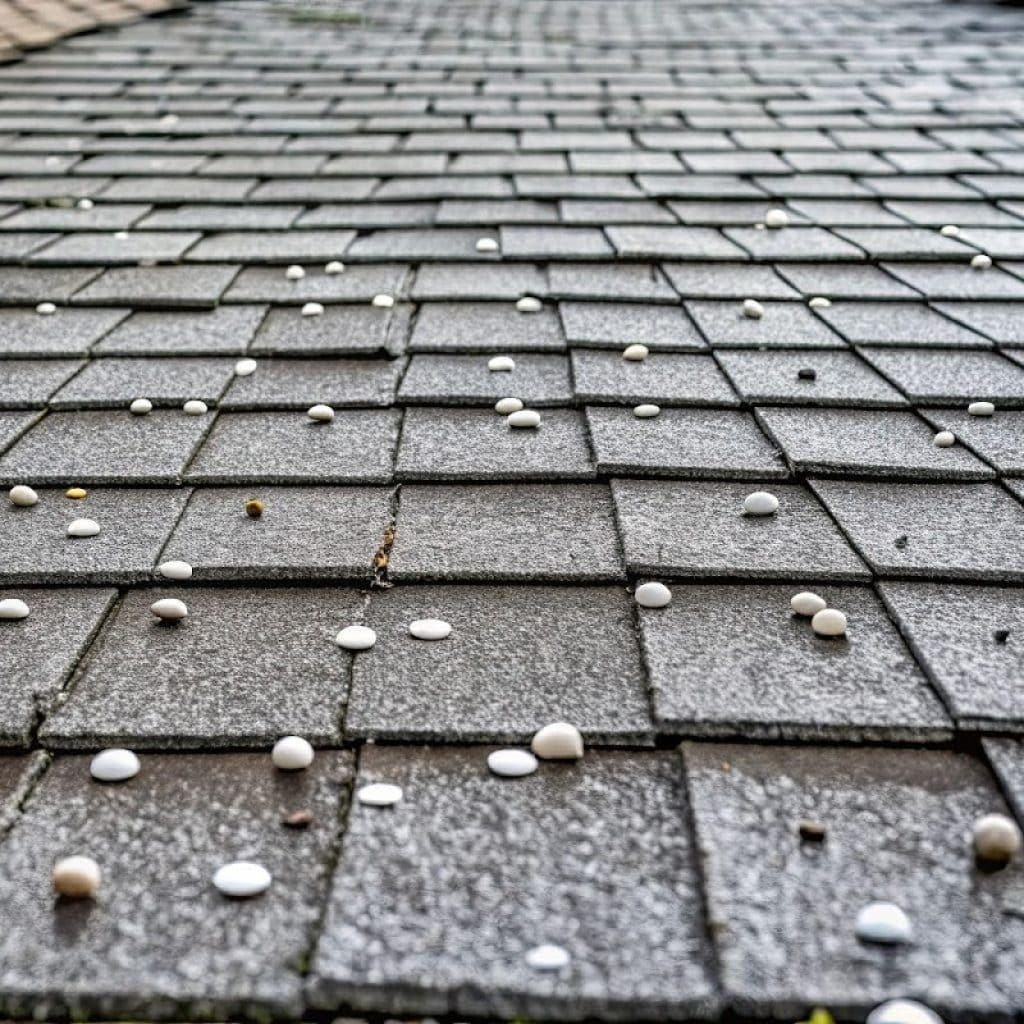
922, 408, 1024, 475
605, 225, 747, 260
308, 746, 717, 1020
561, 199, 675, 224
882, 261, 1024, 300
409, 302, 564, 353
559, 301, 706, 351
185, 230, 355, 264
611, 478, 868, 580
643, 584, 950, 740
0, 306, 127, 358
99, 176, 257, 202
345, 585, 652, 743
724, 226, 865, 261
883, 199, 1022, 227
251, 304, 407, 357
785, 198, 907, 226
390, 483, 625, 582
774, 263, 921, 299
0, 267, 100, 305
436, 198, 556, 225
859, 348, 1024, 406
221, 358, 400, 410
0, 359, 83, 408
411, 262, 545, 301
930, 301, 1024, 346
346, 228, 491, 261
298, 202, 437, 228
93, 306, 267, 356
225, 264, 408, 304
137, 204, 303, 230
0, 204, 151, 232
663, 262, 800, 299
830, 227, 976, 261
30, 231, 200, 265
686, 300, 846, 348
73, 264, 240, 309
816, 301, 990, 347
571, 350, 736, 405
399, 353, 570, 404
500, 226, 614, 259
548, 263, 677, 302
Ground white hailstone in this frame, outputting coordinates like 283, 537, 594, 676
372, 293, 394, 308
234, 358, 257, 376
742, 491, 779, 516
151, 598, 188, 621
940, 224, 960, 237
157, 560, 193, 581
633, 403, 660, 418
531, 722, 584, 760
67, 518, 100, 538
764, 208, 789, 228
933, 430, 955, 448
8, 484, 38, 507
409, 618, 451, 640
476, 237, 499, 252
494, 397, 524, 415
972, 813, 1022, 862
335, 624, 377, 650
357, 782, 403, 806
488, 355, 516, 372
968, 401, 994, 417
114, 230, 129, 240
508, 409, 541, 428
35, 302, 56, 315
622, 343, 649, 361
77, 197, 94, 210
183, 399, 207, 415
285, 264, 305, 280
213, 861, 271, 899
855, 901, 912, 944
307, 403, 335, 422
487, 748, 538, 777
44, 155, 60, 167
867, 999, 943, 1024
301, 302, 324, 316
0, 598, 30, 620
791, 591, 827, 617
635, 581, 672, 608
516, 296, 542, 313
325, 260, 344, 274
90, 748, 140, 783
129, 398, 152, 416
808, 296, 831, 309
742, 298, 765, 320
159, 112, 180, 126
271, 735, 314, 771
971, 253, 992, 270
52, 855, 101, 899
812, 607, 848, 637
525, 944, 571, 971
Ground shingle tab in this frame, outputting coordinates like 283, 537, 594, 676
399, 353, 571, 404
687, 300, 845, 348
409, 302, 564, 352
571, 351, 736, 404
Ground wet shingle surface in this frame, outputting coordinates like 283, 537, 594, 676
2, 0, 1024, 1019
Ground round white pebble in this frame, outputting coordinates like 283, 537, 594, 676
525, 944, 570, 970
508, 409, 541, 428
968, 401, 994, 417
213, 861, 271, 899
531, 722, 584, 760
90, 748, 140, 783
336, 624, 377, 650
488, 355, 516, 372
8, 484, 38, 507
372, 293, 394, 308
495, 397, 524, 415
272, 735, 314, 771
855, 901, 912, 944
151, 598, 188, 621
633, 403, 660, 418
409, 618, 451, 640
487, 749, 538, 777
516, 296, 542, 313
234, 358, 257, 377
933, 430, 955, 448
743, 491, 779, 516
53, 855, 101, 899
812, 607, 848, 637
635, 581, 672, 608
622, 343, 649, 361
77, 198, 94, 210
285, 264, 305, 280
129, 398, 152, 416
357, 782, 403, 806
808, 296, 831, 309
157, 560, 193, 581
790, 591, 827, 617
325, 260, 344, 274
36, 302, 56, 315
476, 237, 499, 252
743, 298, 765, 320
67, 518, 100, 538
764, 208, 789, 228
971, 253, 992, 269
0, 598, 30, 620
301, 302, 324, 316
307, 404, 335, 422
867, 1000, 943, 1024
183, 399, 207, 415
973, 812, 1022, 861
940, 224, 960, 237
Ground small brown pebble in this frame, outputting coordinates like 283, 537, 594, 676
65, 487, 87, 500
245, 498, 264, 519
994, 629, 1011, 644
798, 819, 827, 842
282, 808, 313, 829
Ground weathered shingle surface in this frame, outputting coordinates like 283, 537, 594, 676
1, 0, 1024, 1020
